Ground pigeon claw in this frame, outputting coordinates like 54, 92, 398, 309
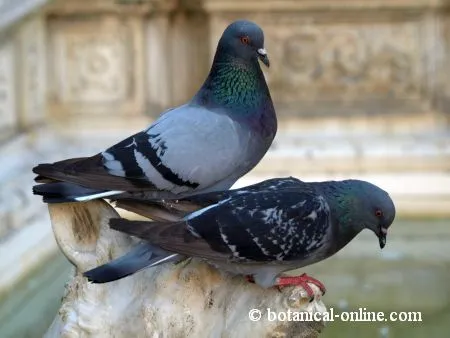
275, 273, 326, 300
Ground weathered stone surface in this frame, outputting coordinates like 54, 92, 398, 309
0, 37, 16, 141
168, 11, 210, 106
205, 3, 439, 120
17, 15, 47, 127
37, 0, 450, 134
48, 14, 145, 119
201, 0, 444, 12
44, 199, 326, 338
46, 0, 176, 15
146, 14, 171, 111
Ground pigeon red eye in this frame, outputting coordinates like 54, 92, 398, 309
240, 36, 250, 45
375, 210, 383, 217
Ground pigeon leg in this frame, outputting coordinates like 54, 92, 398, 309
275, 273, 326, 298
245, 275, 255, 283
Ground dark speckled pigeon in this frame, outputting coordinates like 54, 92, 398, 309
84, 177, 396, 297
32, 20, 276, 203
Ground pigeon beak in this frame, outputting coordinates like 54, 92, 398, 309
378, 226, 387, 249
257, 48, 270, 67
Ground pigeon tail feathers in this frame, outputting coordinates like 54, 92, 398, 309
109, 218, 186, 241
83, 243, 182, 283
32, 181, 122, 203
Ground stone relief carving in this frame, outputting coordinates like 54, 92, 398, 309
284, 32, 320, 78
67, 36, 128, 103
262, 27, 323, 101
50, 16, 142, 116
275, 27, 417, 101
283, 29, 323, 88
324, 30, 368, 80
215, 16, 420, 105
369, 45, 414, 95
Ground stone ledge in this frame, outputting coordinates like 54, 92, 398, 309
202, 0, 446, 12
254, 156, 450, 175
235, 173, 450, 217
254, 130, 450, 175
45, 0, 178, 15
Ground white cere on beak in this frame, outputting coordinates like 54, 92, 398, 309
257, 48, 267, 56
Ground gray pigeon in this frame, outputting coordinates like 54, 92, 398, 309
84, 177, 396, 297
32, 20, 276, 203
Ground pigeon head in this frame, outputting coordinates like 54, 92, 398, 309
338, 180, 396, 249
194, 19, 275, 120
216, 20, 270, 67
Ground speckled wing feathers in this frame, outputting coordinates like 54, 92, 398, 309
110, 186, 331, 265
191, 190, 330, 262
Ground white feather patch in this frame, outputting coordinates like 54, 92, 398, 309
74, 190, 123, 202
185, 203, 219, 220
102, 151, 126, 176
133, 149, 184, 192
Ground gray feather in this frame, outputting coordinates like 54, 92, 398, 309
83, 243, 182, 283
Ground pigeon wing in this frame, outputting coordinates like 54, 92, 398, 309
216, 190, 331, 262
110, 188, 330, 263
33, 105, 246, 194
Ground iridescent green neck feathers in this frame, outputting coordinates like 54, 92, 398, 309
194, 58, 271, 114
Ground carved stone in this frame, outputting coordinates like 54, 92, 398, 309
36, 0, 450, 129
0, 38, 16, 141
44, 200, 326, 338
146, 14, 171, 112
17, 15, 47, 127
48, 14, 144, 119
207, 11, 425, 116
168, 11, 210, 107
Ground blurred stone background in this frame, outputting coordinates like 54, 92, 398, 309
0, 0, 449, 337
